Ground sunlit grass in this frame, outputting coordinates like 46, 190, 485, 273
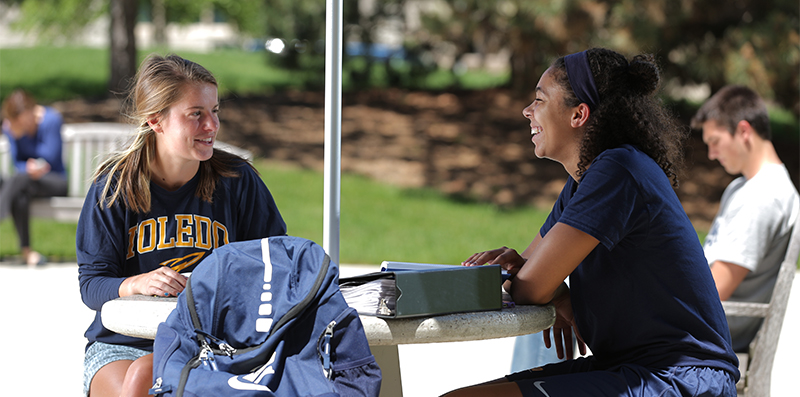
0, 46, 305, 102
1, 161, 546, 265
252, 160, 546, 265
0, 46, 109, 102
1, 46, 513, 103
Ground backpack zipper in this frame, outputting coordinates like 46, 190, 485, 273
217, 342, 236, 358
319, 320, 336, 379
149, 376, 171, 394
199, 340, 219, 371
195, 328, 237, 358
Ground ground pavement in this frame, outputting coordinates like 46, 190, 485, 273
1, 262, 796, 396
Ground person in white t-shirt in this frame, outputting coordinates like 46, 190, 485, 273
692, 85, 800, 352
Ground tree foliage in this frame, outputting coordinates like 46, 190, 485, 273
4, 0, 107, 39
410, 0, 799, 112
4, 0, 798, 113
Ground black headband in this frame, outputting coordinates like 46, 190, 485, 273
564, 51, 599, 111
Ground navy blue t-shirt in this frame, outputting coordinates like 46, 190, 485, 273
77, 161, 286, 350
541, 145, 739, 377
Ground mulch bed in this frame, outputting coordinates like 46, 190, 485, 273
52, 88, 799, 231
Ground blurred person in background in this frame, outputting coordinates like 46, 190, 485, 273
1, 89, 67, 266
692, 85, 800, 353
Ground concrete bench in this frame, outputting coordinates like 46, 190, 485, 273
1, 122, 252, 223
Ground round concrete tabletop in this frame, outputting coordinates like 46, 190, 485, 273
102, 295, 555, 345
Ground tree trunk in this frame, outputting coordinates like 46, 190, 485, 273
153, 0, 166, 46
109, 0, 138, 95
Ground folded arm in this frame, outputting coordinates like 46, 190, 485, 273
510, 222, 599, 305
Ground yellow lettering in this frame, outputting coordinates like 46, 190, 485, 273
138, 219, 156, 254
157, 216, 176, 249
127, 216, 229, 257
194, 215, 213, 250
176, 215, 194, 248
213, 221, 229, 248
126, 226, 137, 259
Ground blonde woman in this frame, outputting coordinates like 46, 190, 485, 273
78, 54, 286, 397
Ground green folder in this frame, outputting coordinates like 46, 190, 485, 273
340, 264, 502, 318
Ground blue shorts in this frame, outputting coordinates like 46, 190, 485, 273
507, 357, 736, 397
83, 341, 150, 396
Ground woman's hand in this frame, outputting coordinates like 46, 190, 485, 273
119, 266, 188, 297
542, 284, 586, 360
461, 246, 526, 275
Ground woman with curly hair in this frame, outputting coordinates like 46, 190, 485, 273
448, 48, 739, 396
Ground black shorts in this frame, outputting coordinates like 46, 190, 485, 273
507, 357, 736, 397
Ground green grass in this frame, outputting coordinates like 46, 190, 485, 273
0, 47, 308, 102
1, 160, 545, 265
259, 161, 545, 265
0, 46, 512, 103
0, 220, 78, 261
168, 49, 308, 96
0, 46, 110, 102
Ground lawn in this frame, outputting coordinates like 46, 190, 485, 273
0, 47, 308, 101
0, 46, 511, 103
0, 160, 547, 265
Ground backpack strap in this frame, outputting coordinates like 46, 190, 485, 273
236, 253, 332, 372
175, 248, 333, 394
175, 277, 204, 397
273, 254, 331, 335
185, 275, 204, 342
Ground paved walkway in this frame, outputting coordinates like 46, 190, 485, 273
1, 262, 796, 396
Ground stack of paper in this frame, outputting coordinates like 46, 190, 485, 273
340, 275, 397, 316
339, 262, 502, 318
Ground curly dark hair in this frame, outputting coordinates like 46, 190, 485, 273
551, 48, 687, 187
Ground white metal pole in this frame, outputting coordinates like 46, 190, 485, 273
323, 0, 343, 265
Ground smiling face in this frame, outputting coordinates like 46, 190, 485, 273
522, 67, 584, 166
702, 119, 746, 175
151, 82, 220, 166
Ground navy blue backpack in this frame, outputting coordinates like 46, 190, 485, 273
150, 236, 382, 396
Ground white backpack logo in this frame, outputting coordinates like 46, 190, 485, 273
227, 352, 276, 391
